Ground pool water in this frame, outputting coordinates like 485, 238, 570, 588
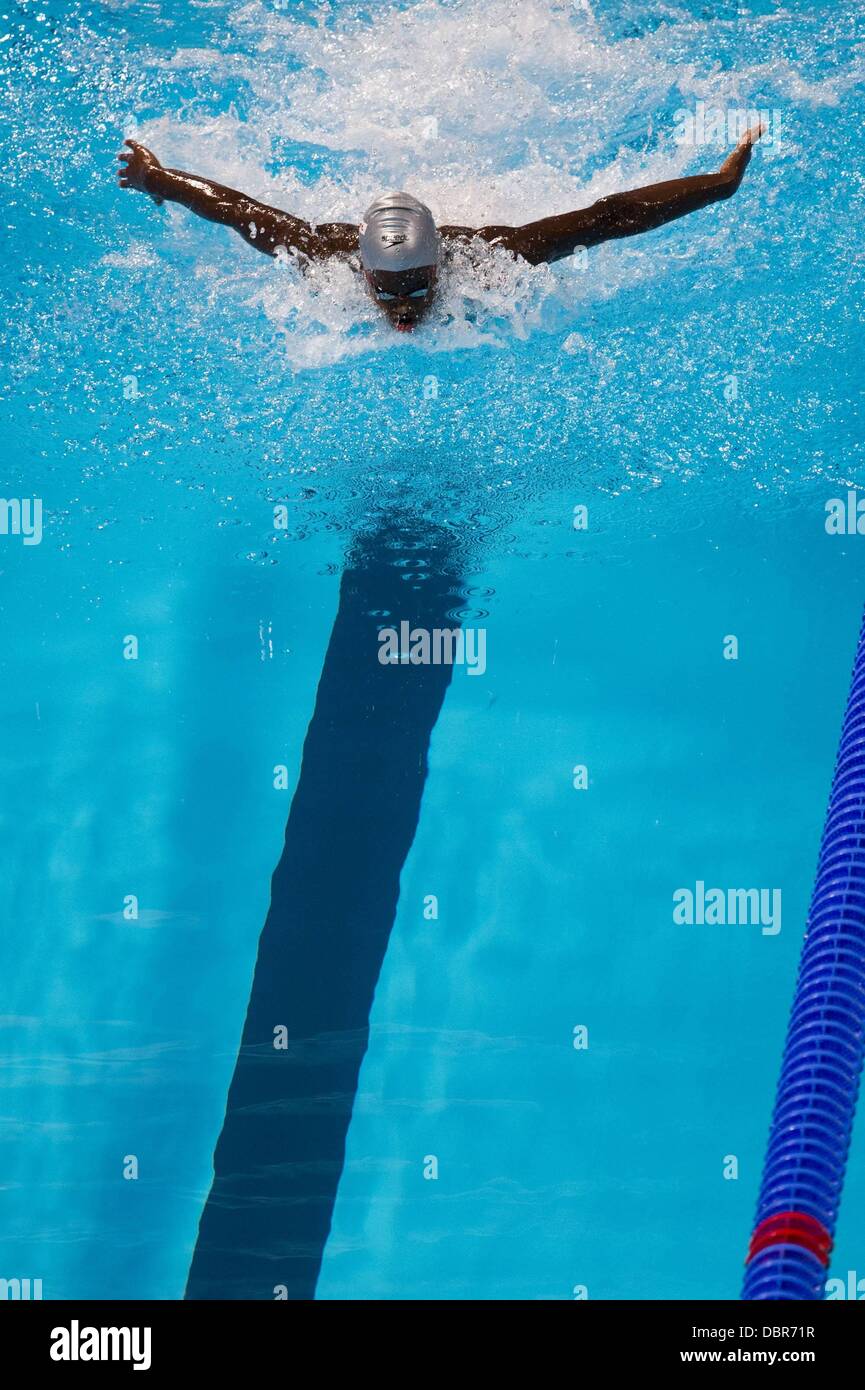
1, 0, 864, 1300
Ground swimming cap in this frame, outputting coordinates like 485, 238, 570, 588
359, 192, 441, 272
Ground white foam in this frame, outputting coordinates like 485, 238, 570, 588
100, 241, 160, 268
74, 0, 859, 369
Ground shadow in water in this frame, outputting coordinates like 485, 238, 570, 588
185, 518, 463, 1299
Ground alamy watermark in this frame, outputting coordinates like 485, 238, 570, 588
825, 490, 865, 535
1, 1277, 42, 1299
0, 496, 42, 545
673, 880, 781, 936
377, 621, 486, 676
673, 103, 782, 148
826, 1270, 865, 1299
50, 1321, 151, 1371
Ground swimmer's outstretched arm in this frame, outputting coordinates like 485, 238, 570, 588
441, 125, 763, 266
117, 140, 358, 261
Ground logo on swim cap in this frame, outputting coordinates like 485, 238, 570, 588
359, 191, 440, 273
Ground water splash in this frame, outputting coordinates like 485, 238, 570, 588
1, 0, 863, 550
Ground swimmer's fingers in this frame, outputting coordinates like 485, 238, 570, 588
718, 121, 765, 180
118, 139, 159, 168
116, 139, 163, 198
740, 122, 765, 149
117, 151, 133, 190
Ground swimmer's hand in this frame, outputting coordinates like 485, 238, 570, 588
719, 123, 765, 182
117, 140, 165, 206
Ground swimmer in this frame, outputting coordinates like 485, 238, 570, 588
118, 125, 764, 332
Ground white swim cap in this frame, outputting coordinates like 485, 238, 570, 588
359, 192, 441, 272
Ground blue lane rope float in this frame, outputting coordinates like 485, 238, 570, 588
743, 606, 865, 1301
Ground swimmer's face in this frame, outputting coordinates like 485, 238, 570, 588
363, 265, 438, 331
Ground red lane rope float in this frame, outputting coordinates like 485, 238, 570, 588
746, 1211, 833, 1268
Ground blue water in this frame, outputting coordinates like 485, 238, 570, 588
1, 0, 864, 1300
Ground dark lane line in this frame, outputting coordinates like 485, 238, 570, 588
185, 520, 462, 1299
